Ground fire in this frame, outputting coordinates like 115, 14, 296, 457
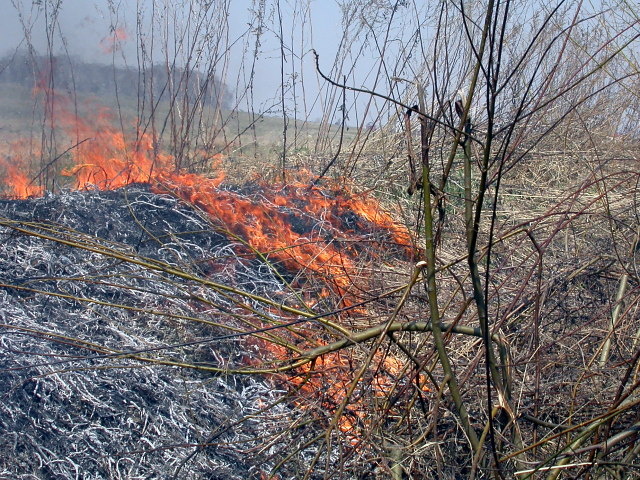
0, 156, 44, 198
4, 93, 410, 304
1, 96, 408, 303
252, 333, 430, 443
161, 176, 409, 303
0, 94, 420, 446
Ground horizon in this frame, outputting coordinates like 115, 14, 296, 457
2, 1, 367, 125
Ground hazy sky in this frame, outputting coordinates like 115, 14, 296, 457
3, 0, 346, 114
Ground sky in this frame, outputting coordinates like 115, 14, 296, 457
2, 0, 348, 117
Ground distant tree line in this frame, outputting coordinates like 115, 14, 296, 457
0, 52, 232, 111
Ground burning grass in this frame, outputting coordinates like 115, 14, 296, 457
0, 105, 424, 477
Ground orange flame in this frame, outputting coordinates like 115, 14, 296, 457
1, 97, 410, 306
255, 335, 430, 443
0, 138, 45, 198
160, 177, 408, 302
0, 158, 44, 198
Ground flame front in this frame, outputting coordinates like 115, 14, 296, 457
0, 157, 44, 199
1, 94, 411, 304
0, 94, 420, 445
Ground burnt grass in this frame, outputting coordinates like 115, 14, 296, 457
0, 184, 423, 480
0, 185, 315, 479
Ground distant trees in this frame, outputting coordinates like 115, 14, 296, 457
0, 52, 232, 111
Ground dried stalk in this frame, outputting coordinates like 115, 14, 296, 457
417, 82, 480, 451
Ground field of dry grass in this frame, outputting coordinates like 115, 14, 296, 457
2, 74, 640, 478
2, 0, 640, 478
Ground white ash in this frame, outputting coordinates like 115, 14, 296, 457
0, 186, 332, 479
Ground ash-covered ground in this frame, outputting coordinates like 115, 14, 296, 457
0, 185, 304, 479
